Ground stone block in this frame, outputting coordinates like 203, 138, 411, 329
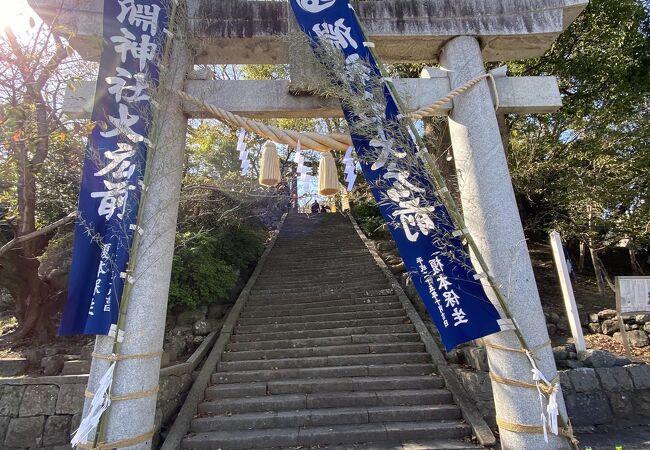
461, 347, 489, 372
588, 313, 599, 323
43, 415, 71, 446
636, 314, 650, 323
0, 416, 9, 444
598, 309, 617, 320
456, 369, 492, 399
177, 307, 207, 326
56, 384, 85, 415
0, 385, 25, 417
546, 323, 557, 336
19, 385, 58, 417
627, 365, 650, 389
607, 391, 634, 417
41, 355, 65, 376
578, 349, 618, 368
159, 375, 182, 403
389, 262, 406, 274
568, 368, 600, 393
3, 416, 45, 448
595, 367, 633, 391
375, 241, 395, 252
61, 360, 90, 375
565, 392, 612, 426
558, 371, 573, 399
0, 359, 27, 377
627, 330, 649, 347
631, 389, 650, 417
601, 319, 619, 335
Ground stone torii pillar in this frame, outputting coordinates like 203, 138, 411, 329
440, 36, 569, 449
80, 31, 193, 450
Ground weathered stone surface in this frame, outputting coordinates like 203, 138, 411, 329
565, 392, 612, 426
578, 349, 618, 368
19, 385, 58, 417
193, 319, 211, 336
601, 319, 619, 335
3, 416, 45, 448
375, 241, 395, 252
61, 360, 90, 375
0, 385, 24, 417
598, 309, 617, 320
553, 347, 569, 361
177, 307, 207, 326
588, 313, 599, 323
636, 314, 650, 323
645, 322, 650, 333
41, 355, 65, 376
631, 390, 650, 417
462, 347, 489, 372
558, 370, 572, 395
24, 349, 45, 371
607, 391, 634, 417
456, 369, 492, 399
0, 416, 9, 444
159, 375, 182, 403
55, 384, 85, 415
627, 365, 650, 389
595, 367, 633, 391
0, 358, 27, 377
568, 368, 600, 393
43, 415, 71, 446
627, 330, 649, 347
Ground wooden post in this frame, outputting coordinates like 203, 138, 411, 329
550, 231, 587, 352
615, 277, 634, 360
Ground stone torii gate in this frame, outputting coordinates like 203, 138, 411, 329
30, 0, 587, 448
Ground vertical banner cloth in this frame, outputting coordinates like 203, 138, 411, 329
290, 0, 504, 350
59, 0, 169, 335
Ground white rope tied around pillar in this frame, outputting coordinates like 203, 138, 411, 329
524, 350, 560, 443
71, 362, 116, 448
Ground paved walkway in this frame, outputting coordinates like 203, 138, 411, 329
576, 424, 650, 449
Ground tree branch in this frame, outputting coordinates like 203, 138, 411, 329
0, 211, 76, 258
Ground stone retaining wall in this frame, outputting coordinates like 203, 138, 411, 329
0, 330, 218, 449
453, 345, 650, 428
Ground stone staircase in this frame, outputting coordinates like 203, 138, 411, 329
181, 212, 480, 449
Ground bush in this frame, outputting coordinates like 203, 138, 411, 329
351, 199, 388, 239
168, 223, 265, 309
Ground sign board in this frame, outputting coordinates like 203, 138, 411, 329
616, 276, 650, 314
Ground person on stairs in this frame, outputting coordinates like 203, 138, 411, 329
311, 200, 320, 215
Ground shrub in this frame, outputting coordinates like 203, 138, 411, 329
352, 199, 388, 239
168, 223, 265, 309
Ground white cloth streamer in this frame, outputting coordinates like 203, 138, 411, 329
70, 362, 116, 447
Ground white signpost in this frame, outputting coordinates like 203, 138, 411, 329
550, 231, 587, 352
616, 276, 650, 359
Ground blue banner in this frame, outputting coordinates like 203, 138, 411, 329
59, 0, 169, 335
290, 0, 504, 350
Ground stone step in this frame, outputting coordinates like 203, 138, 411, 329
252, 275, 388, 291
197, 389, 453, 415
229, 324, 417, 343
240, 300, 403, 318
234, 316, 409, 335
182, 421, 470, 449
237, 309, 406, 326
206, 375, 444, 399
247, 288, 393, 303
212, 363, 436, 384
217, 352, 431, 372
243, 296, 400, 314
191, 404, 461, 432
221, 342, 425, 362
226, 333, 421, 352
272, 440, 481, 450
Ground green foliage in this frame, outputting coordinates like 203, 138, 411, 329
168, 223, 264, 309
506, 0, 650, 249
351, 199, 387, 238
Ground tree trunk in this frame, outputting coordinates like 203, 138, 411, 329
589, 243, 607, 294
578, 241, 586, 273
628, 241, 644, 275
